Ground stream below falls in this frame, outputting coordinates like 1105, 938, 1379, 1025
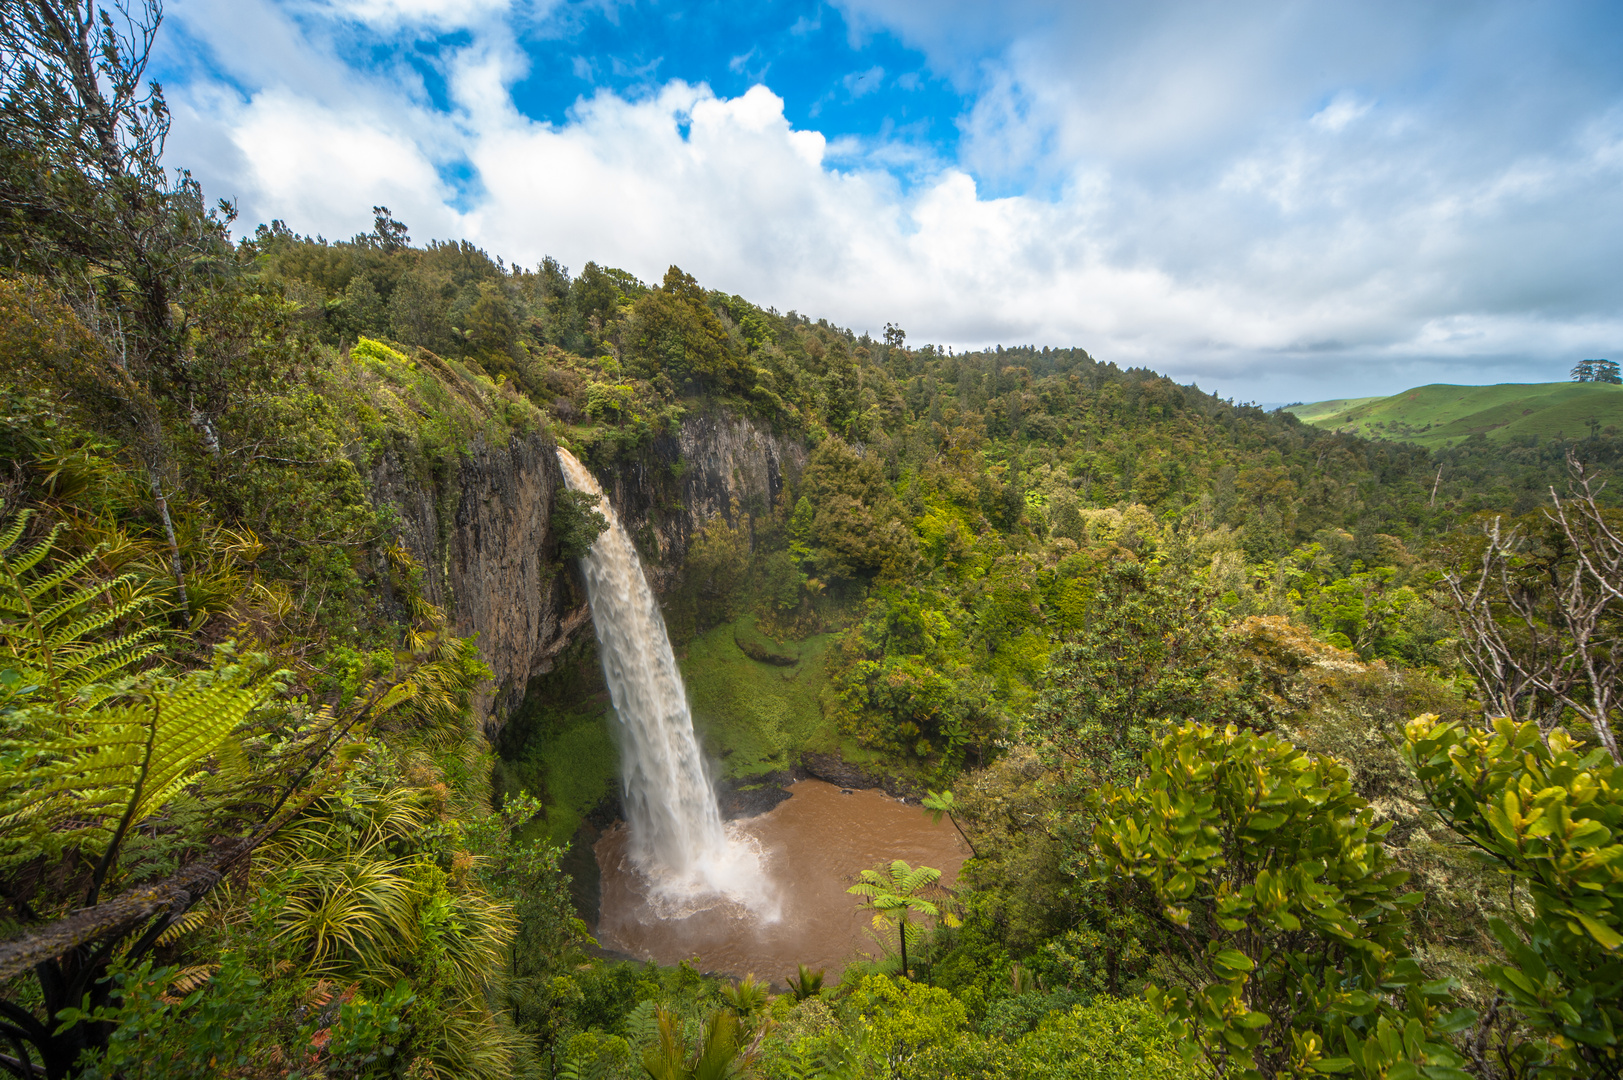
594, 779, 970, 984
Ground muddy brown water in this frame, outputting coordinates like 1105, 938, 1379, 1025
594, 779, 969, 983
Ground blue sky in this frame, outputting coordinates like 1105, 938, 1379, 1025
156, 0, 1623, 402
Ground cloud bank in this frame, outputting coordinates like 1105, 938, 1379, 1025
159, 0, 1623, 401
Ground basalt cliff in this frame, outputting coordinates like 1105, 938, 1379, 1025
368, 410, 807, 733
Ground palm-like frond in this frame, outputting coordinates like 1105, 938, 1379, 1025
785, 963, 825, 1001
0, 659, 272, 873
643, 1008, 753, 1080
720, 973, 770, 1015
644, 1005, 688, 1080
273, 853, 422, 974
0, 506, 167, 707
692, 1009, 749, 1080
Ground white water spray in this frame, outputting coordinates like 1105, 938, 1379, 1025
556, 449, 776, 919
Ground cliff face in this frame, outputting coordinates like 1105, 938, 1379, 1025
369, 431, 584, 735
368, 410, 807, 734
603, 410, 810, 592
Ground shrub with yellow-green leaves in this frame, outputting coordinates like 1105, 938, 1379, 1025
1092, 723, 1473, 1080
1407, 714, 1623, 1079
1010, 996, 1193, 1080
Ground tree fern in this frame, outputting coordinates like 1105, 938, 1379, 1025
0, 653, 273, 877
0, 505, 165, 711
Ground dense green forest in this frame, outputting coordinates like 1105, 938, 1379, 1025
2, 4, 1622, 1079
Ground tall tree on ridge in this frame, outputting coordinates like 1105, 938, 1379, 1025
0, 0, 239, 619
0, 0, 232, 372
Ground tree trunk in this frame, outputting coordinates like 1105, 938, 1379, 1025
145, 463, 189, 624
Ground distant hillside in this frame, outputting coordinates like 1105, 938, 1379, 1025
1286, 381, 1623, 448
1286, 396, 1384, 425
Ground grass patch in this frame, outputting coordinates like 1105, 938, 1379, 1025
683, 615, 840, 777
499, 699, 618, 847
1288, 381, 1623, 447
494, 638, 619, 847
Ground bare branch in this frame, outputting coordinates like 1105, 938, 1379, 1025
1447, 455, 1622, 763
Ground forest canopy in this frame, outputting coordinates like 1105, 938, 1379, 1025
2, 3, 1622, 1078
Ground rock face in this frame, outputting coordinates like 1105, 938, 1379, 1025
369, 431, 583, 735
602, 409, 810, 592
367, 410, 809, 735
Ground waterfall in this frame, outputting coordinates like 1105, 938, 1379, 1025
556, 448, 775, 917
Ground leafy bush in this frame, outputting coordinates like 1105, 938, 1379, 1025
1011, 996, 1193, 1080
554, 488, 610, 562
1092, 723, 1470, 1080
68, 955, 413, 1080
1408, 714, 1623, 1078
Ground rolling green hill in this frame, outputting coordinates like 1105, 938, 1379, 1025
1285, 396, 1384, 425
1286, 381, 1623, 447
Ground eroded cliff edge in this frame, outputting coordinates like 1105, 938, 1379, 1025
366, 409, 809, 735
605, 409, 810, 592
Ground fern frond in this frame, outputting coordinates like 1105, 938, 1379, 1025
214, 735, 251, 785
33, 576, 142, 643
17, 548, 102, 609
0, 510, 169, 710
896, 864, 940, 894
0, 661, 273, 871
0, 521, 60, 585
165, 965, 219, 998
625, 999, 661, 1048
55, 639, 164, 700
154, 910, 211, 947
0, 508, 32, 558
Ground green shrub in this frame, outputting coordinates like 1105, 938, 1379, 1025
1408, 714, 1623, 1077
1092, 722, 1470, 1079
1012, 996, 1193, 1080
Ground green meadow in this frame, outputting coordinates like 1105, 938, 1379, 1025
1287, 380, 1623, 447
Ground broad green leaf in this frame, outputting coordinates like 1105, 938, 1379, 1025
1574, 912, 1623, 951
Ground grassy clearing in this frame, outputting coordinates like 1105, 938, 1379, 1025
1286, 396, 1383, 424
682, 615, 841, 778
1288, 382, 1623, 447
499, 696, 620, 847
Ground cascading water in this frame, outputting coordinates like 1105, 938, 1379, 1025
556, 448, 776, 919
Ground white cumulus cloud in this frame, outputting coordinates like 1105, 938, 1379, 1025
157, 0, 1623, 401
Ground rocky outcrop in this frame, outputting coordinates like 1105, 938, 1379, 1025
798, 752, 923, 800
676, 411, 807, 526
366, 410, 811, 736
369, 430, 583, 735
601, 410, 810, 590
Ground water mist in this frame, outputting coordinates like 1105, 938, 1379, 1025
556, 449, 777, 920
